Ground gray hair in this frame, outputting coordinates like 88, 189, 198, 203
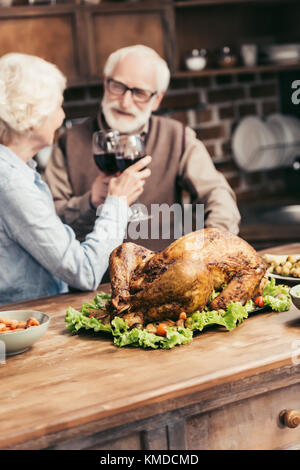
103, 45, 170, 94
0, 53, 66, 144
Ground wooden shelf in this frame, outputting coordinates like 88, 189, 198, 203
66, 62, 300, 86
173, 62, 300, 78
175, 0, 300, 7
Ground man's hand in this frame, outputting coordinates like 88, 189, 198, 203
91, 173, 112, 208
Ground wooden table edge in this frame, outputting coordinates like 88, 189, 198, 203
0, 353, 298, 449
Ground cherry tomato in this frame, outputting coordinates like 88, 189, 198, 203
88, 314, 95, 318
254, 296, 264, 307
156, 323, 168, 337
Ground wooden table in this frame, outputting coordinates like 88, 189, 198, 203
0, 244, 300, 450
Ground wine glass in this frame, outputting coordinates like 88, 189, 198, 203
116, 134, 151, 222
92, 130, 120, 175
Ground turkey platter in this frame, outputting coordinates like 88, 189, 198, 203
108, 228, 268, 328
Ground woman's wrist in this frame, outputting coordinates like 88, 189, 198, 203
97, 194, 131, 221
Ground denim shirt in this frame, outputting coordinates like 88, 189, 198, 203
0, 145, 130, 306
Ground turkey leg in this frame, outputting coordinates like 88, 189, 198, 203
109, 242, 153, 312
210, 267, 267, 311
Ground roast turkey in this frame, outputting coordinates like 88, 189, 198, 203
108, 228, 267, 327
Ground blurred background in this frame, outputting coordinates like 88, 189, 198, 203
0, 0, 299, 249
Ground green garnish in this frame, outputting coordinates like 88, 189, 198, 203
65, 279, 290, 349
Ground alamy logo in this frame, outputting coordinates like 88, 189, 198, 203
291, 80, 300, 105
96, 202, 205, 246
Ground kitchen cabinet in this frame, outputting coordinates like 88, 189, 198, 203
1, 0, 300, 86
0, 1, 175, 85
86, 3, 174, 79
0, 243, 299, 450
0, 5, 85, 82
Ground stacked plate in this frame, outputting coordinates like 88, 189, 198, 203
267, 114, 300, 166
232, 114, 300, 172
232, 116, 278, 172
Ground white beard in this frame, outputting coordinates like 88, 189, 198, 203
101, 94, 153, 134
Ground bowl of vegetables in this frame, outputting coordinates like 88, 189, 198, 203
289, 285, 300, 310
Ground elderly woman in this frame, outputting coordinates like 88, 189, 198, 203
0, 53, 151, 305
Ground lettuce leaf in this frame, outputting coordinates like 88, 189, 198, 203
263, 295, 290, 312
263, 277, 290, 297
111, 316, 193, 349
65, 306, 112, 334
223, 302, 249, 329
80, 291, 111, 315
262, 277, 290, 312
245, 299, 254, 312
185, 301, 248, 333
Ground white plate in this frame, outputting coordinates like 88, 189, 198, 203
266, 115, 288, 166
268, 272, 300, 284
232, 116, 278, 172
265, 119, 286, 166
267, 114, 300, 165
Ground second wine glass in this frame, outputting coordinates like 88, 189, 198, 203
116, 134, 151, 222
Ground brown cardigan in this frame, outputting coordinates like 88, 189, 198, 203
45, 114, 241, 251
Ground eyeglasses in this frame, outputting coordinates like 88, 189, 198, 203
106, 77, 157, 103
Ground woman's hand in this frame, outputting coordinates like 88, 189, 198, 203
91, 174, 112, 208
108, 156, 152, 206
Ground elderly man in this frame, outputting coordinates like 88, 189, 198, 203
45, 45, 241, 251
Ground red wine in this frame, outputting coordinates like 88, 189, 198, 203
94, 153, 119, 174
116, 155, 145, 172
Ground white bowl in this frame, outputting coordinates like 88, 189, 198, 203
290, 284, 300, 310
263, 44, 300, 63
0, 310, 50, 357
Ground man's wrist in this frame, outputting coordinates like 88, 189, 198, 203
89, 193, 98, 210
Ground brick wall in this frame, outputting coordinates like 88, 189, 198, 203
163, 72, 287, 202
63, 71, 288, 203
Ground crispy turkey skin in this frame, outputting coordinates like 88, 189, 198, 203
108, 228, 267, 327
